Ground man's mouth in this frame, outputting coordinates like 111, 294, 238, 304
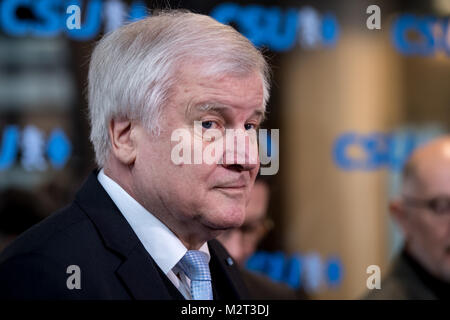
216, 183, 246, 189
214, 182, 247, 196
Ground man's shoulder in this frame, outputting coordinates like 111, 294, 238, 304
0, 195, 130, 299
0, 201, 101, 299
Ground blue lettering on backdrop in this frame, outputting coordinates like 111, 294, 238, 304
0, 0, 147, 40
128, 1, 147, 22
0, 0, 70, 37
0, 0, 341, 49
284, 254, 302, 289
34, 0, 63, 37
1, 0, 31, 36
211, 4, 297, 51
246, 251, 343, 291
66, 0, 102, 40
0, 126, 20, 170
0, 126, 72, 171
2, 1, 449, 57
46, 128, 72, 169
210, 3, 339, 52
333, 131, 434, 171
325, 256, 343, 287
321, 13, 339, 46
392, 14, 450, 56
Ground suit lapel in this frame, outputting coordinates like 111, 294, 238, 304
115, 245, 176, 300
208, 239, 250, 300
74, 170, 176, 300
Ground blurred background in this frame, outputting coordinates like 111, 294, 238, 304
0, 0, 449, 299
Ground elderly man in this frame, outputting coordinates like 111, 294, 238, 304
366, 136, 450, 299
0, 11, 270, 300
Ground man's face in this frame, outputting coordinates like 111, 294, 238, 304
401, 159, 450, 282
131, 65, 264, 246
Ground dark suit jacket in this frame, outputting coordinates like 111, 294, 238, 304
0, 171, 249, 300
364, 250, 450, 300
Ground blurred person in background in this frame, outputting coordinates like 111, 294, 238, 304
218, 176, 307, 299
366, 136, 450, 299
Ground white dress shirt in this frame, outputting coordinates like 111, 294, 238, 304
97, 169, 210, 299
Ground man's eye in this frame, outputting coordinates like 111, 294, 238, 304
244, 123, 256, 130
202, 121, 214, 129
431, 198, 450, 214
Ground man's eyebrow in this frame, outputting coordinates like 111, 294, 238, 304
196, 103, 229, 113
185, 102, 223, 118
195, 103, 266, 122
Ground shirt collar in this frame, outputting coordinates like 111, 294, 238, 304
97, 168, 210, 274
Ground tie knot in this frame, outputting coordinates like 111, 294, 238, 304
178, 250, 211, 281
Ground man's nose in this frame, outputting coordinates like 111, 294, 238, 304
221, 129, 259, 171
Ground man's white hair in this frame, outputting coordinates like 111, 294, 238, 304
88, 10, 271, 167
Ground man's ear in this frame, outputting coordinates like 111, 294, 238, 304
390, 199, 409, 237
108, 118, 137, 165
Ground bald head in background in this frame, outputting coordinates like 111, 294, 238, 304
391, 135, 450, 282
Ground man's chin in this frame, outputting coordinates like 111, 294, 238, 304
201, 209, 245, 232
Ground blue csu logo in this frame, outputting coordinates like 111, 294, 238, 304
1, 0, 340, 49
392, 14, 450, 56
211, 3, 339, 51
0, 125, 72, 171
0, 0, 147, 40
333, 129, 442, 171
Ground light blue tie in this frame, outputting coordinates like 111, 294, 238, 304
177, 250, 213, 300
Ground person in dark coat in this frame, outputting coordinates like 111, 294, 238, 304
366, 136, 450, 299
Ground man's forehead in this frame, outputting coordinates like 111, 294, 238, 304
171, 68, 265, 120
407, 159, 450, 196
403, 141, 450, 192
176, 64, 264, 96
